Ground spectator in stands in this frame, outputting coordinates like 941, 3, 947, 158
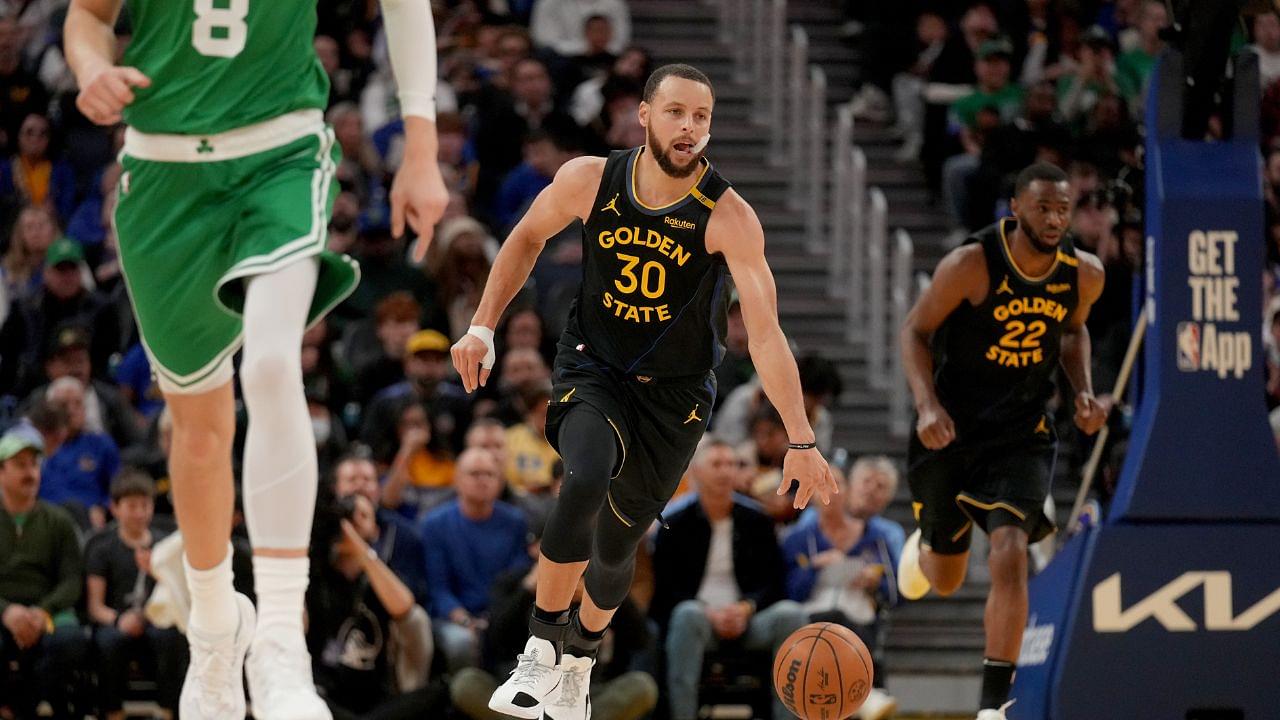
464, 417, 514, 488
381, 400, 457, 521
487, 346, 551, 424
37, 323, 142, 448
450, 517, 657, 720
354, 292, 422, 400
1057, 25, 1121, 126
1115, 0, 1169, 108
471, 57, 579, 220
338, 222, 437, 327
1076, 93, 1140, 179
1252, 10, 1280, 89
892, 11, 950, 162
430, 216, 498, 338
652, 438, 806, 720
420, 447, 530, 672
308, 492, 447, 717
0, 428, 87, 720
782, 457, 905, 720
328, 101, 385, 203
945, 37, 1024, 229
85, 471, 186, 720
315, 35, 359, 107
2, 204, 58, 308
0, 239, 126, 397
0, 17, 49, 156
531, 0, 631, 57
0, 113, 76, 224
332, 448, 430, 606
738, 402, 794, 523
493, 129, 580, 232
498, 305, 554, 364
569, 45, 653, 128
714, 354, 840, 455
301, 318, 353, 433
65, 162, 120, 254
504, 381, 558, 494
361, 328, 471, 459
920, 3, 999, 194
39, 375, 120, 530
1007, 0, 1066, 86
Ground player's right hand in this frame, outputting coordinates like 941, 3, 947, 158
76, 66, 151, 126
451, 331, 494, 393
916, 401, 956, 450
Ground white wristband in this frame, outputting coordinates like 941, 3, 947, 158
467, 325, 496, 370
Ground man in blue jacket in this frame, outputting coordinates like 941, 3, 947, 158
782, 456, 905, 720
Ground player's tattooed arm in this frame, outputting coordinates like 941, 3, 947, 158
900, 244, 987, 450
1061, 251, 1110, 435
66, 0, 150, 126
708, 191, 837, 509
452, 156, 605, 392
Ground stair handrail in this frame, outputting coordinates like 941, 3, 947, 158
786, 26, 808, 210
890, 228, 913, 438
731, 0, 749, 83
804, 65, 827, 253
828, 104, 853, 298
866, 187, 888, 389
767, 0, 786, 165
844, 146, 867, 341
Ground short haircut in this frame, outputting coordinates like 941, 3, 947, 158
110, 469, 156, 503
798, 355, 844, 399
749, 401, 785, 430
643, 63, 714, 104
692, 434, 734, 466
850, 455, 900, 496
27, 400, 68, 435
1015, 162, 1069, 195
375, 291, 420, 326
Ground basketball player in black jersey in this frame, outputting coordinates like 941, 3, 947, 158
896, 163, 1111, 720
451, 64, 837, 720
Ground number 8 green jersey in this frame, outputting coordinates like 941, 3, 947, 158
121, 0, 329, 135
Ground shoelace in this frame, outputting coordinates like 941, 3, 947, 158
188, 635, 239, 711
550, 664, 588, 707
509, 650, 555, 690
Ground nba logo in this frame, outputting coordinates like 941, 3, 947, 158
1177, 322, 1200, 371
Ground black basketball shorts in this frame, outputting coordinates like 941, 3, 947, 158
544, 338, 716, 529
906, 415, 1058, 554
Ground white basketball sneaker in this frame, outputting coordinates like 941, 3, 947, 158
542, 652, 594, 720
179, 593, 255, 720
976, 700, 1016, 719
246, 630, 332, 720
490, 635, 564, 719
897, 528, 932, 600
857, 687, 899, 720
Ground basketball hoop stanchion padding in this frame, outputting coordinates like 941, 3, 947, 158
1011, 50, 1280, 720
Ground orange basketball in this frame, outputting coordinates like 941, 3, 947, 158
773, 622, 874, 720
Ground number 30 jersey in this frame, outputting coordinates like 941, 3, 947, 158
933, 218, 1080, 435
121, 0, 328, 135
566, 147, 733, 378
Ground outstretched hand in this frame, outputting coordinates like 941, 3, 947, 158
777, 447, 838, 509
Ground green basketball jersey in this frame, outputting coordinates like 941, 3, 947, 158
122, 0, 329, 135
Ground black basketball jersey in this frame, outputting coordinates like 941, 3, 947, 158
933, 218, 1080, 434
564, 147, 733, 377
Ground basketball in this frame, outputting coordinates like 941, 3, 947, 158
773, 622, 874, 720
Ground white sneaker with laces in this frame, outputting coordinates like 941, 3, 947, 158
857, 687, 899, 719
179, 593, 255, 720
542, 652, 594, 720
897, 528, 932, 600
246, 630, 332, 720
976, 700, 1016, 719
489, 635, 563, 719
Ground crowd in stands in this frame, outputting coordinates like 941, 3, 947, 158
3, 0, 1277, 718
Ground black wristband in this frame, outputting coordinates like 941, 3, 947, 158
787, 442, 817, 450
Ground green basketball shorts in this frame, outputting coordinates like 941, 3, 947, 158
114, 109, 359, 395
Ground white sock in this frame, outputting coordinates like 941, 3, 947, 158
185, 547, 238, 637
253, 555, 308, 641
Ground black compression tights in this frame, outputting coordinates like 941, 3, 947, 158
539, 406, 649, 611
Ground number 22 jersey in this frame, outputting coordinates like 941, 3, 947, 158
565, 147, 733, 378
932, 218, 1080, 435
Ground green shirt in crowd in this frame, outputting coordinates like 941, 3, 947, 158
950, 83, 1026, 131
0, 500, 83, 620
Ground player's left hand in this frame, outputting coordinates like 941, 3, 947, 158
390, 123, 449, 262
778, 447, 838, 509
1073, 391, 1114, 435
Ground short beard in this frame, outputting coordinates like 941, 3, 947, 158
646, 124, 704, 179
1019, 220, 1060, 255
